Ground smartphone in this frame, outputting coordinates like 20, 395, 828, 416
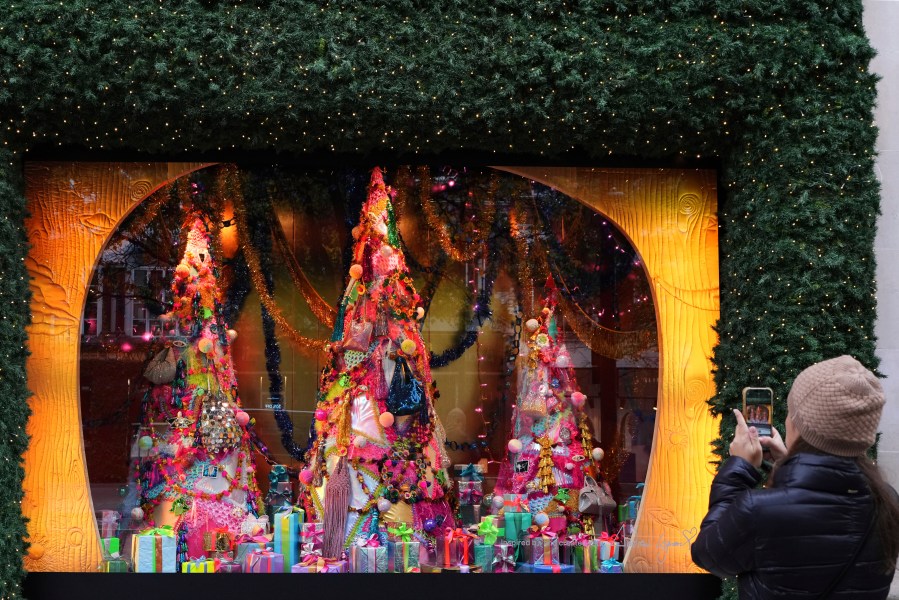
742, 387, 774, 437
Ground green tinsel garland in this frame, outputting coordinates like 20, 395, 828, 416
0, 2, 879, 598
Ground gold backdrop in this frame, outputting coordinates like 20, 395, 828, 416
23, 163, 718, 573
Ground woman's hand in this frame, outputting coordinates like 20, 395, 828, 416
729, 409, 763, 468
759, 425, 788, 461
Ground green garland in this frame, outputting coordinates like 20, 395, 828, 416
0, 2, 879, 597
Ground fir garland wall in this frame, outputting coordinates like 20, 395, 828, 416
0, 0, 880, 594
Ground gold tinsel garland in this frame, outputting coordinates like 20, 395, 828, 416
227, 166, 327, 354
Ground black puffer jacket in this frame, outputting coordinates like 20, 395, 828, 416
691, 453, 893, 599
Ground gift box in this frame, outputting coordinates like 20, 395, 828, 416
235, 534, 274, 566
502, 494, 529, 513
455, 463, 485, 481
481, 515, 505, 539
438, 528, 476, 568
559, 537, 576, 565
181, 557, 218, 573
386, 522, 415, 543
100, 537, 120, 558
572, 537, 600, 573
459, 504, 481, 526
97, 510, 120, 539
203, 528, 234, 555
599, 533, 621, 561
532, 563, 575, 573
600, 558, 623, 573
502, 512, 531, 560
300, 522, 324, 554
273, 507, 304, 572
131, 526, 177, 573
101, 558, 129, 573
291, 556, 348, 573
351, 543, 388, 573
477, 516, 502, 546
472, 542, 495, 573
617, 504, 629, 523
245, 549, 284, 573
526, 528, 559, 566
442, 565, 482, 573
420, 563, 443, 573
241, 515, 270, 535
492, 542, 516, 573
457, 480, 483, 505
218, 558, 243, 573
388, 540, 421, 573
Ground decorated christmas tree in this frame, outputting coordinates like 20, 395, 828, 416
494, 278, 606, 534
135, 209, 261, 563
300, 167, 454, 559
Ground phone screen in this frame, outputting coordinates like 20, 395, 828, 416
742, 387, 774, 437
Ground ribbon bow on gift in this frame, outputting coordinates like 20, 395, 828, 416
139, 525, 175, 537
304, 524, 325, 546
503, 496, 528, 513
459, 464, 484, 482
300, 554, 342, 573
601, 558, 623, 573
388, 522, 415, 543
492, 545, 516, 571
572, 532, 593, 544
459, 482, 484, 504
477, 517, 500, 546
357, 533, 380, 548
268, 465, 287, 486
528, 526, 557, 566
599, 532, 619, 543
301, 542, 322, 558
235, 532, 270, 545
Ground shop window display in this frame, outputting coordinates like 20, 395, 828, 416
24, 162, 718, 574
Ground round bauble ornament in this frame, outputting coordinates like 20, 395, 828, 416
349, 264, 364, 280
400, 339, 417, 355
314, 409, 328, 422
416, 307, 425, 320
374, 221, 388, 237
197, 338, 214, 354
138, 435, 154, 451
351, 226, 362, 240
571, 391, 587, 409
592, 447, 605, 462
299, 468, 314, 485
534, 512, 550, 527
424, 518, 437, 532
380, 245, 394, 257
227, 329, 238, 341
507, 438, 523, 454
353, 436, 368, 449
565, 462, 575, 471
131, 507, 145, 521
235, 410, 250, 427
379, 412, 395, 428
525, 318, 540, 332
556, 355, 570, 369
378, 498, 392, 513
492, 495, 505, 509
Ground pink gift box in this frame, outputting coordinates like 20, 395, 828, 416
291, 557, 348, 573
300, 522, 324, 552
245, 549, 284, 573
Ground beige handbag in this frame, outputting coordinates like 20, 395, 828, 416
143, 346, 178, 385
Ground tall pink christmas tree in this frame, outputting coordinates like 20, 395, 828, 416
300, 168, 453, 559
494, 279, 604, 534
137, 211, 260, 562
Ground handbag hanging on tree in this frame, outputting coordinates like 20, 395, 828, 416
144, 345, 179, 385
386, 355, 424, 416
578, 475, 617, 515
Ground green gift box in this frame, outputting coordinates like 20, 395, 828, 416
502, 512, 531, 560
473, 542, 494, 573
102, 558, 129, 573
573, 539, 600, 573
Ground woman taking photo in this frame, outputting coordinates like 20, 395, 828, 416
691, 355, 899, 599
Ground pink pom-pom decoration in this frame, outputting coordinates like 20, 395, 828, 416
571, 391, 587, 408
235, 410, 250, 427
507, 438, 523, 454
415, 307, 425, 320
379, 412, 395, 428
314, 409, 328, 422
349, 264, 364, 280
380, 245, 394, 257
565, 462, 575, 471
227, 328, 238, 341
556, 355, 570, 369
299, 468, 314, 485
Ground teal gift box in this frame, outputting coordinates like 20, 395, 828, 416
235, 539, 273, 565
532, 563, 575, 573
502, 512, 531, 560
273, 507, 304, 572
131, 526, 176, 573
473, 542, 494, 573
387, 540, 421, 573
352, 544, 388, 573
600, 558, 624, 573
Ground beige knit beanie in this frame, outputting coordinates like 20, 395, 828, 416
787, 355, 885, 457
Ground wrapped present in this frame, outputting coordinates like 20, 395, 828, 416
234, 532, 273, 565
481, 515, 504, 539
97, 510, 119, 539
291, 555, 348, 573
300, 522, 324, 554
386, 522, 415, 543
572, 535, 600, 573
532, 563, 575, 573
388, 540, 421, 573
273, 506, 304, 572
598, 532, 620, 562
617, 504, 629, 523
600, 558, 623, 573
101, 558, 129, 573
526, 527, 559, 566
472, 542, 494, 573
100, 537, 120, 558
131, 526, 177, 573
181, 557, 218, 573
559, 536, 576, 565
492, 542, 516, 573
245, 549, 284, 573
459, 504, 481, 526
218, 558, 243, 573
456, 463, 485, 482
457, 480, 483, 505
502, 494, 529, 513
502, 511, 531, 560
439, 528, 476, 568
203, 528, 234, 555
351, 538, 388, 573
477, 516, 501, 546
